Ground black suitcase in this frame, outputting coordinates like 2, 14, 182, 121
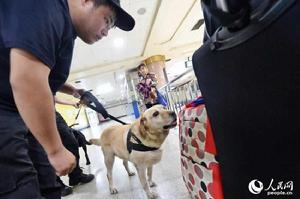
193, 1, 300, 198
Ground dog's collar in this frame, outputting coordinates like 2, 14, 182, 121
127, 129, 159, 153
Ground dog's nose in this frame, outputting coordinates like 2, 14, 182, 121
170, 111, 177, 119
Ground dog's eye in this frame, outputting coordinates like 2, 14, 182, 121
153, 111, 159, 117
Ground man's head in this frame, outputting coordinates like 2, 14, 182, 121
68, 0, 135, 44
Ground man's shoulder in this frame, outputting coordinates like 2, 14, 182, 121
1, 0, 73, 40
1, 0, 69, 23
0, 0, 74, 69
0, 0, 60, 12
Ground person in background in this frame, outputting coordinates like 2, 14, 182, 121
136, 63, 159, 109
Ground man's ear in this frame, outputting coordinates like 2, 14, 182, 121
139, 116, 148, 138
81, 0, 94, 9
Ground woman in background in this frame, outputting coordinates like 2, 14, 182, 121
136, 63, 159, 109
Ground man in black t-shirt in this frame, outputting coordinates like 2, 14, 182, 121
0, 0, 135, 198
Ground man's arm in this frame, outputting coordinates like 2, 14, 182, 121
59, 83, 85, 98
10, 48, 76, 176
54, 96, 80, 108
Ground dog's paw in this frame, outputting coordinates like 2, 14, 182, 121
147, 191, 158, 199
128, 172, 136, 176
110, 187, 118, 194
149, 181, 157, 187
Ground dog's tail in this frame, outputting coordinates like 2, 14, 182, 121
89, 138, 101, 146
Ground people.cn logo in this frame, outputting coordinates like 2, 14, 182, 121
248, 179, 264, 194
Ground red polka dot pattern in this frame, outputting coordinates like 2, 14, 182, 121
184, 144, 189, 154
194, 164, 203, 179
181, 105, 205, 121
196, 108, 204, 116
185, 127, 189, 137
191, 139, 199, 148
181, 156, 215, 199
190, 121, 196, 128
181, 158, 188, 170
196, 149, 205, 159
199, 190, 207, 199
187, 109, 192, 116
198, 131, 206, 142
207, 182, 214, 196
189, 173, 195, 185
188, 182, 193, 191
208, 162, 218, 170
179, 105, 223, 199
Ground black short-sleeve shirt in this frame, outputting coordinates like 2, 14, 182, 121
0, 0, 76, 112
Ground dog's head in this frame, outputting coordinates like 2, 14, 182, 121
139, 105, 177, 137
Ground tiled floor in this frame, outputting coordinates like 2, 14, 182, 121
61, 115, 191, 199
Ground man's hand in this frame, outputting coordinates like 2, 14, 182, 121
73, 102, 80, 108
48, 146, 76, 176
72, 88, 86, 98
59, 83, 86, 98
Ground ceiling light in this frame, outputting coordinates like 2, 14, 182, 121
137, 8, 146, 15
113, 37, 124, 48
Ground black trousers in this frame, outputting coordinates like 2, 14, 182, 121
193, 2, 300, 198
0, 109, 60, 199
55, 112, 82, 181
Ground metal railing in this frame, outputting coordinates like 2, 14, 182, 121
159, 69, 201, 114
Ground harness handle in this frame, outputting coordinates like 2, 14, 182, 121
80, 91, 127, 125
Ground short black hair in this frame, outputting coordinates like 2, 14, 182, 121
137, 63, 146, 70
93, 0, 113, 8
92, 0, 116, 26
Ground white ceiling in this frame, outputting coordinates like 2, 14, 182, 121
70, 0, 159, 74
58, 0, 205, 105
68, 0, 204, 81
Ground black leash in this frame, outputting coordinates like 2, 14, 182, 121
75, 105, 82, 120
69, 105, 82, 128
80, 91, 127, 125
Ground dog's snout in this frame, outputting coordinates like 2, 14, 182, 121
170, 111, 177, 119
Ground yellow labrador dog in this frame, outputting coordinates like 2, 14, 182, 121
89, 105, 177, 199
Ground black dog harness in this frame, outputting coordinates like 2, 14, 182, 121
126, 129, 159, 154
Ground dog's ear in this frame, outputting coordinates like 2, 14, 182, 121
139, 116, 148, 138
